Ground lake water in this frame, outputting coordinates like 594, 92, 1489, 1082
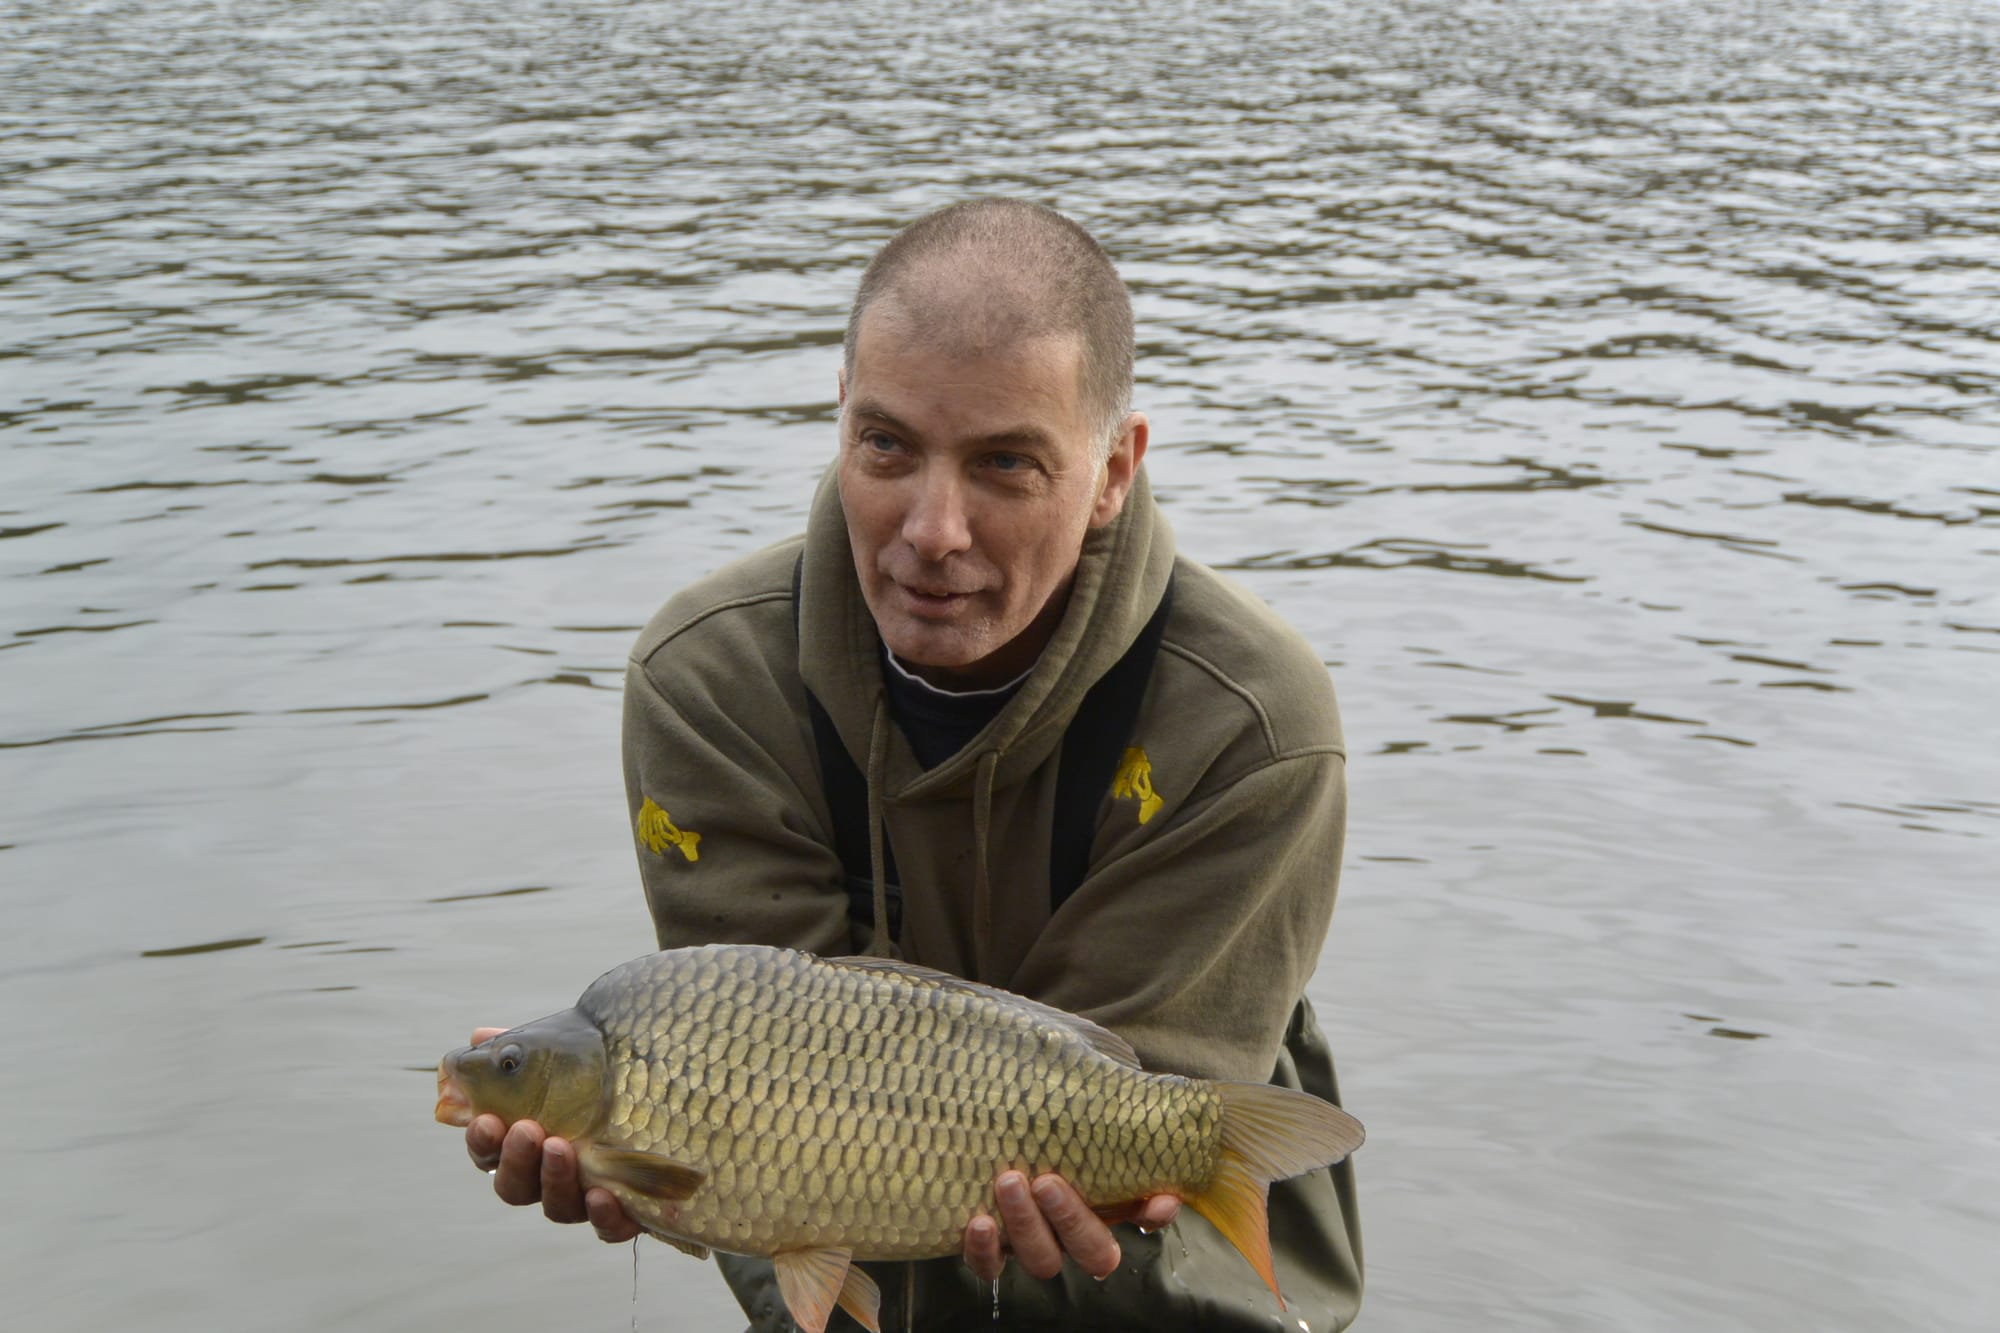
3, 1, 1996, 1329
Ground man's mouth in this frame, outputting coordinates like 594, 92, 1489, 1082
896, 581, 976, 609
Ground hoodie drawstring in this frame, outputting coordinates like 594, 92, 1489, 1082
864, 696, 897, 958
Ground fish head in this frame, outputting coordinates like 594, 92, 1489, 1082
434, 1006, 610, 1139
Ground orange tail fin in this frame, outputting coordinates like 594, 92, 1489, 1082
1184, 1081, 1364, 1309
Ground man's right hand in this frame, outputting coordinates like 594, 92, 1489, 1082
463, 1027, 641, 1244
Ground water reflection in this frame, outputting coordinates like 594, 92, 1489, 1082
4, 0, 1997, 1330
1225, 539, 1591, 582
426, 886, 550, 904
139, 936, 267, 958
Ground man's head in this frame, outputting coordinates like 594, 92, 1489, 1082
842, 199, 1135, 455
836, 200, 1148, 690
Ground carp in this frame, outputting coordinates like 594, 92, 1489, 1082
435, 943, 1362, 1333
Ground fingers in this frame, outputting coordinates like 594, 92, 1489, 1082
586, 1188, 642, 1244
478, 1117, 627, 1241
1030, 1174, 1121, 1280
466, 1113, 506, 1172
470, 1027, 505, 1046
994, 1171, 1122, 1281
962, 1210, 1005, 1283
1138, 1194, 1181, 1233
988, 1171, 1128, 1282
993, 1172, 1059, 1279
972, 1173, 1159, 1286
493, 1120, 547, 1206
539, 1136, 590, 1224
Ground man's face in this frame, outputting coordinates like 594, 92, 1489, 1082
837, 306, 1144, 690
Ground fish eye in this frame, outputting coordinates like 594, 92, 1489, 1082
498, 1044, 524, 1075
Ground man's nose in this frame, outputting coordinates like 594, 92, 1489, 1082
902, 470, 972, 560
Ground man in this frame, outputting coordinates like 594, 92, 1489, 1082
466, 200, 1362, 1330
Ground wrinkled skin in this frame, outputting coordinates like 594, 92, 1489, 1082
835, 296, 1146, 691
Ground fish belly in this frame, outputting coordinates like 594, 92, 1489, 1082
581, 944, 1221, 1261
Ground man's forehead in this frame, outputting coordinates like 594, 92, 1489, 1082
860, 267, 1079, 360
845, 325, 1089, 437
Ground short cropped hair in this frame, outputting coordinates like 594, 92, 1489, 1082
842, 200, 1135, 455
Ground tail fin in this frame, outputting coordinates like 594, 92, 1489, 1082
1183, 1082, 1365, 1310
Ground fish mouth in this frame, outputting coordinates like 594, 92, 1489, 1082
434, 1058, 473, 1127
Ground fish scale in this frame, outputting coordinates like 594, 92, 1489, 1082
584, 944, 1219, 1258
437, 942, 1363, 1332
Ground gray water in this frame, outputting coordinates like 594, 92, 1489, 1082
4, 1, 1996, 1329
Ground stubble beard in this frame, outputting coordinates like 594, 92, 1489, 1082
889, 600, 1005, 673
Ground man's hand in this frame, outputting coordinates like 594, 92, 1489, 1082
462, 1027, 640, 1244
961, 1171, 1180, 1283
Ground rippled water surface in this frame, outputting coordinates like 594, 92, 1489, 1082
5, 1, 1997, 1329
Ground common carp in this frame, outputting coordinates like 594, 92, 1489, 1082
435, 943, 1362, 1333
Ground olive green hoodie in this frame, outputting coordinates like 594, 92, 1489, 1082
623, 467, 1361, 1331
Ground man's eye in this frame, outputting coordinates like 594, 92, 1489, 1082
863, 431, 900, 453
987, 453, 1028, 472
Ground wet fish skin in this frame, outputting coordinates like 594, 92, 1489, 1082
591, 945, 1220, 1255
436, 943, 1363, 1333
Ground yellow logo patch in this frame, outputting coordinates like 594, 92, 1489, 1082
635, 796, 701, 863
1111, 746, 1163, 825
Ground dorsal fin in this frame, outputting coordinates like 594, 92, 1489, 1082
829, 954, 1141, 1068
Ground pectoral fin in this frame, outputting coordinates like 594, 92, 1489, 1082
770, 1247, 880, 1333
581, 1145, 705, 1201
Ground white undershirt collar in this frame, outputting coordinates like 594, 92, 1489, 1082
884, 650, 1035, 699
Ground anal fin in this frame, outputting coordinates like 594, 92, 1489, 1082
772, 1247, 879, 1333
837, 1261, 881, 1332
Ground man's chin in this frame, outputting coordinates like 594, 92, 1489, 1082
880, 615, 1019, 682
883, 625, 987, 672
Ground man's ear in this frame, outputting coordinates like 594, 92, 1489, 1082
837, 365, 847, 408
1089, 412, 1149, 528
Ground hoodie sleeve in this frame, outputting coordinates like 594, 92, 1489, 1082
622, 657, 853, 956
1011, 744, 1348, 1084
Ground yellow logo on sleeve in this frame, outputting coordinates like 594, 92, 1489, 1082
636, 796, 702, 863
1111, 746, 1163, 825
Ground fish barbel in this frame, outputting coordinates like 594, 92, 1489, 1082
435, 943, 1362, 1333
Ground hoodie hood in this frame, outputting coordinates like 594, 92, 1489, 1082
625, 444, 1355, 1331
798, 462, 1176, 801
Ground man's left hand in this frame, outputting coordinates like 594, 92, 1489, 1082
961, 1171, 1180, 1283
